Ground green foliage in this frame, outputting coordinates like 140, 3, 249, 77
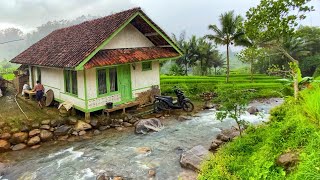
199, 84, 320, 179
216, 85, 252, 135
168, 63, 184, 76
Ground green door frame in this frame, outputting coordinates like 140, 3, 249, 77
119, 64, 132, 102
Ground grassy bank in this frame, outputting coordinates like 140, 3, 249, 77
160, 74, 285, 100
198, 83, 320, 179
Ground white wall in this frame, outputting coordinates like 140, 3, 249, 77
38, 66, 86, 110
131, 61, 160, 97
86, 68, 97, 100
103, 24, 154, 49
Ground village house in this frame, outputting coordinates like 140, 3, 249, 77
10, 7, 182, 118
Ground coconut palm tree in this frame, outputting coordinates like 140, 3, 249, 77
205, 11, 246, 82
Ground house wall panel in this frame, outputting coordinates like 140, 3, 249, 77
103, 24, 154, 49
86, 68, 97, 99
131, 61, 160, 96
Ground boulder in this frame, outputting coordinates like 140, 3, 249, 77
136, 147, 151, 154
217, 134, 231, 142
78, 131, 86, 136
129, 117, 140, 124
41, 120, 51, 125
12, 143, 27, 151
74, 121, 92, 131
148, 169, 156, 177
40, 125, 51, 130
178, 115, 192, 121
99, 126, 110, 131
90, 119, 99, 127
93, 130, 101, 135
29, 129, 41, 137
54, 125, 72, 136
180, 145, 210, 172
277, 152, 299, 170
123, 122, 132, 127
115, 127, 123, 131
10, 132, 28, 144
0, 132, 11, 140
20, 125, 30, 132
135, 118, 163, 134
71, 131, 78, 136
0, 139, 10, 152
209, 139, 224, 152
68, 116, 78, 125
27, 136, 41, 146
50, 119, 60, 127
247, 106, 259, 115
31, 122, 40, 129
40, 130, 53, 141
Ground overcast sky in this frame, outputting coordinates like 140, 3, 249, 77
0, 0, 319, 36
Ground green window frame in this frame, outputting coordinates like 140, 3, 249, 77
64, 70, 78, 95
142, 61, 152, 71
96, 67, 119, 96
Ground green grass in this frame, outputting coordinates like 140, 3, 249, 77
160, 74, 285, 100
198, 83, 320, 180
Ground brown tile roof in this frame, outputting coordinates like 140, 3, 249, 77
10, 7, 180, 69
84, 47, 179, 69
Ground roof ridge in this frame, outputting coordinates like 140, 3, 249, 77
52, 7, 141, 33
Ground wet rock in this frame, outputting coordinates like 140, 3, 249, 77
123, 122, 132, 127
50, 127, 55, 132
118, 119, 124, 124
79, 131, 86, 136
218, 129, 240, 141
12, 143, 27, 151
27, 136, 40, 146
40, 125, 51, 130
20, 125, 30, 132
148, 169, 156, 177
96, 174, 106, 180
68, 116, 78, 125
31, 122, 40, 129
209, 139, 224, 152
54, 125, 72, 136
114, 176, 123, 180
180, 145, 210, 172
115, 127, 123, 131
0, 139, 10, 152
217, 134, 230, 142
41, 120, 51, 125
74, 121, 92, 131
10, 132, 28, 144
247, 106, 259, 115
40, 130, 53, 141
136, 147, 152, 154
31, 144, 41, 149
72, 131, 78, 136
277, 152, 299, 171
124, 114, 133, 122
90, 119, 99, 127
58, 135, 69, 141
178, 115, 192, 121
135, 118, 163, 134
50, 119, 59, 127
93, 130, 101, 135
99, 126, 110, 131
29, 129, 41, 137
129, 117, 139, 124
0, 132, 11, 140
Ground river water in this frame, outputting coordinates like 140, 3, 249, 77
0, 98, 283, 180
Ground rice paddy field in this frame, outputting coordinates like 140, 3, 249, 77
160, 74, 286, 99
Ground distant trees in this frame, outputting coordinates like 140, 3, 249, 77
205, 11, 246, 82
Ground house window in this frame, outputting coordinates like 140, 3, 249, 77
97, 69, 107, 95
109, 68, 118, 92
142, 62, 152, 71
64, 70, 78, 95
97, 67, 119, 95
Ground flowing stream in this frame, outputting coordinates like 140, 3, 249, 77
0, 98, 283, 180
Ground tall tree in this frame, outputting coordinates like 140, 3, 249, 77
205, 11, 246, 82
244, 0, 314, 99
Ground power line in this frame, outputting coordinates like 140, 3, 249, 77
0, 39, 24, 45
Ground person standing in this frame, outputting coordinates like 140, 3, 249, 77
33, 80, 45, 108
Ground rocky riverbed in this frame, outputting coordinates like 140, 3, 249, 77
0, 98, 283, 180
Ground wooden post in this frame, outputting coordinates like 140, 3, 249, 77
85, 112, 91, 121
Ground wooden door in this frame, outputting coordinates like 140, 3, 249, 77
119, 65, 132, 102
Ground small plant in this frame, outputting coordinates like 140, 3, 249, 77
215, 85, 252, 135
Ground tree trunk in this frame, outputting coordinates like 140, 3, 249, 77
226, 44, 230, 83
214, 67, 217, 75
250, 58, 253, 83
200, 59, 203, 76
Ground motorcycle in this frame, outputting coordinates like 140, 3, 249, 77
153, 87, 194, 113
